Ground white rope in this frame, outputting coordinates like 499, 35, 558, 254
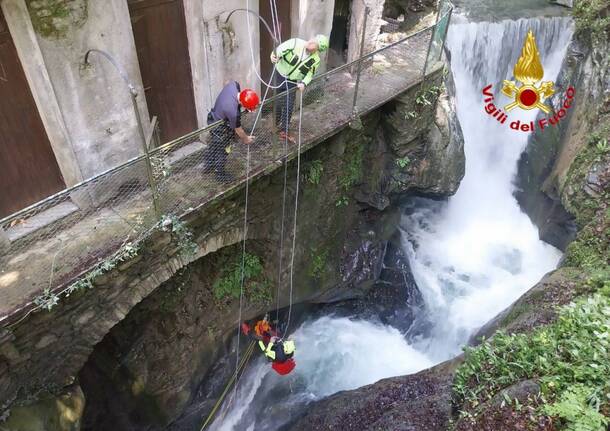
285, 92, 303, 334
245, 0, 284, 89
233, 0, 282, 395
275, 83, 291, 322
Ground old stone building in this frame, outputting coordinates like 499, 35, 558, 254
0, 0, 362, 218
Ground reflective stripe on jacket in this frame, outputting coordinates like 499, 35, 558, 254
272, 38, 321, 86
259, 340, 276, 360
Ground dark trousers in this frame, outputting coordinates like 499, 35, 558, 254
206, 112, 232, 172
275, 76, 297, 132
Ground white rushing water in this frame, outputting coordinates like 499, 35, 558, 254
208, 16, 572, 430
209, 317, 432, 431
402, 16, 570, 361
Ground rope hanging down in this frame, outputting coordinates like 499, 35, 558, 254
284, 93, 303, 334
245, 0, 284, 89
232, 0, 283, 408
201, 1, 302, 427
199, 341, 257, 431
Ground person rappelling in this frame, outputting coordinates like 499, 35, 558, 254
204, 81, 260, 182
241, 317, 296, 375
270, 34, 329, 143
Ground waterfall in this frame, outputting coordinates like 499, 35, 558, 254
402, 16, 572, 361
200, 16, 573, 430
208, 317, 432, 431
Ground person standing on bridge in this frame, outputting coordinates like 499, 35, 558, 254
205, 81, 259, 182
271, 34, 329, 143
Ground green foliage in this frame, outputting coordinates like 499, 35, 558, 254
415, 84, 443, 107
212, 253, 270, 304
544, 385, 609, 431
396, 156, 411, 169
563, 130, 609, 227
308, 247, 329, 279
33, 213, 197, 312
454, 291, 610, 428
35, 240, 141, 311
573, 0, 610, 46
305, 160, 324, 185
338, 141, 365, 191
335, 196, 349, 207
162, 215, 198, 258
26, 0, 88, 39
33, 289, 60, 311
564, 225, 609, 271
404, 110, 418, 120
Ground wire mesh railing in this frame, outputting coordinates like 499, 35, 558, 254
0, 2, 453, 323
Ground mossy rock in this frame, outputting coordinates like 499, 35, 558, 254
3, 386, 84, 431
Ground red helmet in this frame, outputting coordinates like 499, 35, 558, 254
239, 89, 260, 111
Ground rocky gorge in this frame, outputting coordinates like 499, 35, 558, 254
1, 0, 607, 430
290, 1, 610, 430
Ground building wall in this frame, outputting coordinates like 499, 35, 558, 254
291, 0, 336, 73
2, 0, 150, 184
347, 0, 386, 63
185, 0, 262, 127
1, 0, 342, 195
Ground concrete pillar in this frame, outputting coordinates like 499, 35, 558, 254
347, 0, 385, 63
291, 0, 336, 73
24, 0, 150, 180
186, 0, 262, 123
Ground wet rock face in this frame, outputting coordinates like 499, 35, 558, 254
321, 232, 423, 333
289, 357, 461, 431
2, 385, 85, 431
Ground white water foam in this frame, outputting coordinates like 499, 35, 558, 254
402, 16, 571, 361
209, 317, 432, 430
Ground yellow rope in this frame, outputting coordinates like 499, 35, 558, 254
199, 340, 257, 431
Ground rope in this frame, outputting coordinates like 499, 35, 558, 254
285, 92, 303, 333
199, 341, 257, 431
257, 0, 291, 325
231, 0, 280, 405
232, 65, 274, 400
246, 0, 284, 89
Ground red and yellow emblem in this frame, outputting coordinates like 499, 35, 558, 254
502, 30, 555, 114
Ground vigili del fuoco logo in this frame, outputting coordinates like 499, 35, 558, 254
481, 30, 575, 132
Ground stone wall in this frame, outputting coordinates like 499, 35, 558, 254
0, 69, 464, 429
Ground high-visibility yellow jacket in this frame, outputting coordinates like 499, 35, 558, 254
272, 38, 321, 86
259, 340, 276, 360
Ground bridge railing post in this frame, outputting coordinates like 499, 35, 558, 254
351, 4, 370, 117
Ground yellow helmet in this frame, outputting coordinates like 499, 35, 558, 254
283, 340, 296, 355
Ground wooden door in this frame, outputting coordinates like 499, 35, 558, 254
0, 9, 64, 218
259, 0, 292, 88
128, 0, 197, 143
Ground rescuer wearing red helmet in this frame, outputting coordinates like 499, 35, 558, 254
205, 81, 260, 182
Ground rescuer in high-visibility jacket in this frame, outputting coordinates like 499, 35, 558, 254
271, 34, 329, 142
259, 337, 296, 364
